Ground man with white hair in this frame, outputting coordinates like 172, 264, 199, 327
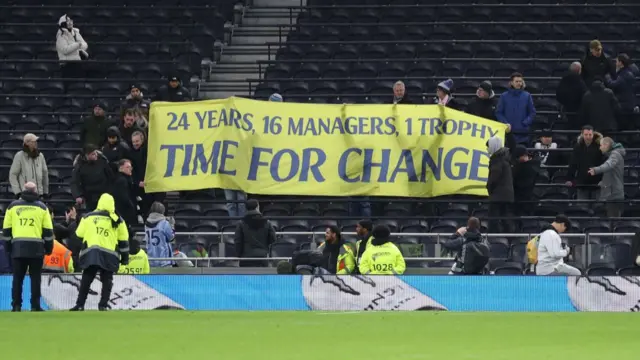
390, 81, 412, 104
9, 133, 49, 198
556, 62, 587, 128
3, 182, 54, 311
589, 137, 626, 217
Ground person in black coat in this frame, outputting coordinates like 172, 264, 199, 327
433, 79, 462, 110
556, 62, 588, 128
154, 75, 191, 102
512, 145, 541, 215
119, 109, 144, 148
566, 126, 605, 201
578, 79, 620, 133
71, 144, 114, 211
466, 81, 497, 120
390, 80, 413, 104
605, 54, 638, 130
486, 136, 514, 234
101, 126, 130, 171
112, 159, 138, 226
581, 40, 615, 86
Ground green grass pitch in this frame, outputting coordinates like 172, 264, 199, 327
0, 311, 637, 360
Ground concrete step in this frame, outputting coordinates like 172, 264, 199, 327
211, 63, 261, 73
231, 34, 286, 46
242, 15, 298, 26
201, 89, 251, 99
220, 52, 272, 63
253, 0, 307, 7
209, 72, 256, 82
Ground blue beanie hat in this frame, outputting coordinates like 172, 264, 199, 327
269, 93, 283, 102
437, 79, 454, 93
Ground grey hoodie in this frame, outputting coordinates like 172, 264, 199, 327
487, 136, 503, 156
593, 143, 626, 200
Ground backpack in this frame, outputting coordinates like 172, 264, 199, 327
462, 240, 490, 274
526, 235, 540, 265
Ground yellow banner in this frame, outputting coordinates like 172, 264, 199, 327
145, 97, 507, 197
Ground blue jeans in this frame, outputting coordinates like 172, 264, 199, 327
224, 190, 246, 219
349, 197, 371, 218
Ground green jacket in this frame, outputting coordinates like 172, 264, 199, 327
9, 150, 49, 195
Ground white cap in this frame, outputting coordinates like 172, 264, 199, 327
23, 133, 39, 143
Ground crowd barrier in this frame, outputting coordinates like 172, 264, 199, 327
1, 274, 639, 312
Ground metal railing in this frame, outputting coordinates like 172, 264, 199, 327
141, 231, 636, 269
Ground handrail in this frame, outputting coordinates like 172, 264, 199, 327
0, 5, 221, 9
257, 57, 589, 64
146, 256, 455, 262
1, 77, 168, 82
136, 231, 635, 238
270, 39, 635, 45
273, 21, 640, 27
0, 59, 179, 64
261, 4, 640, 9
249, 76, 563, 82
0, 41, 193, 45
3, 23, 213, 27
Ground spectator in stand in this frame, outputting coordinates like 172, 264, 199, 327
112, 159, 138, 226
155, 75, 190, 102
56, 14, 88, 91
496, 73, 536, 145
81, 103, 113, 148
442, 217, 490, 275
566, 126, 604, 201
512, 145, 540, 215
581, 40, 615, 86
133, 108, 148, 131
101, 127, 130, 170
234, 199, 277, 267
605, 53, 639, 130
71, 144, 114, 211
433, 79, 461, 110
536, 214, 579, 276
390, 81, 412, 104
9, 133, 49, 199
269, 93, 283, 102
556, 62, 587, 128
589, 137, 625, 217
121, 84, 150, 119
130, 131, 162, 217
486, 136, 514, 234
467, 81, 497, 120
534, 130, 560, 167
579, 78, 620, 134
145, 202, 176, 268
119, 109, 144, 148
53, 205, 80, 269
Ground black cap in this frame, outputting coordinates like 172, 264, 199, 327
83, 143, 99, 154
554, 214, 571, 229
479, 80, 493, 93
540, 129, 553, 137
372, 225, 391, 239
93, 102, 106, 110
130, 84, 140, 91
513, 145, 528, 158
169, 76, 179, 82
106, 127, 119, 137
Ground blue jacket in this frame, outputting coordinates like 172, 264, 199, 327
496, 89, 536, 143
606, 65, 637, 111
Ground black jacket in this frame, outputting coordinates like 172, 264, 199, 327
101, 127, 131, 167
466, 96, 497, 120
155, 84, 191, 102
606, 65, 638, 112
556, 72, 587, 112
433, 96, 462, 111
118, 122, 144, 148
581, 52, 615, 86
568, 132, 605, 187
81, 115, 114, 147
487, 147, 514, 202
321, 240, 344, 274
234, 210, 277, 258
113, 172, 138, 226
513, 158, 541, 202
442, 229, 486, 274
55, 218, 81, 270
70, 152, 114, 201
389, 95, 413, 104
579, 80, 620, 131
129, 144, 148, 186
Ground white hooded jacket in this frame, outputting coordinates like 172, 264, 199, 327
56, 15, 88, 61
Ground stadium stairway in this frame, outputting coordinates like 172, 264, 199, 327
199, 0, 306, 99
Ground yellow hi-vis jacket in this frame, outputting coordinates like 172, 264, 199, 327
2, 192, 54, 258
76, 194, 129, 273
359, 241, 406, 275
317, 242, 356, 274
118, 249, 150, 275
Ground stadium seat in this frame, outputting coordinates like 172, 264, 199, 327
586, 263, 618, 276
